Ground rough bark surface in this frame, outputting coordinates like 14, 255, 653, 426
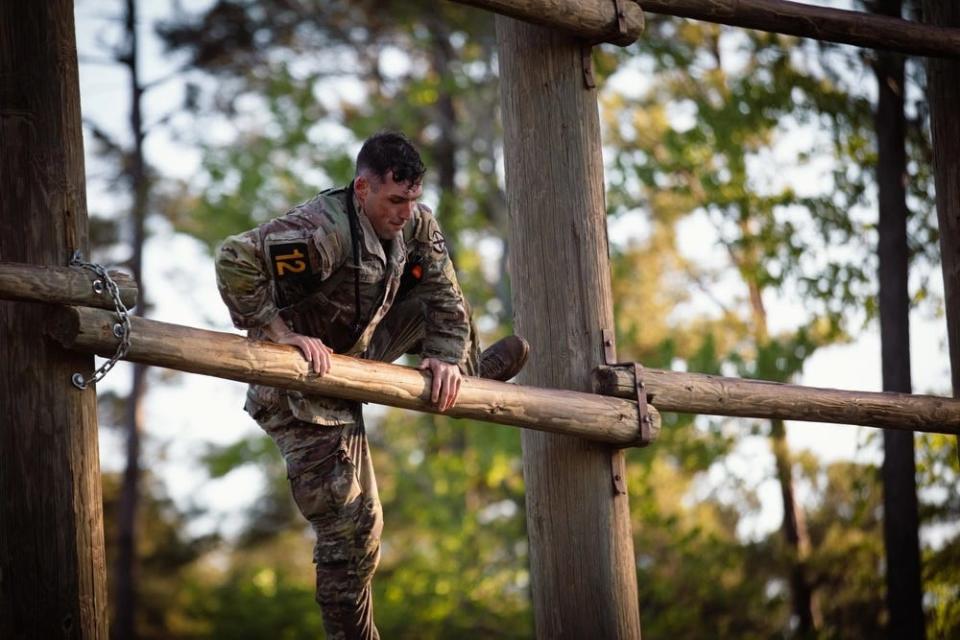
0, 262, 138, 310
54, 306, 661, 447
875, 1, 925, 635
496, 17, 643, 639
638, 0, 960, 58
0, 1, 109, 637
452, 0, 644, 45
594, 366, 960, 433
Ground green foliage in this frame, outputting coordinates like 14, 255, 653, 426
180, 566, 326, 640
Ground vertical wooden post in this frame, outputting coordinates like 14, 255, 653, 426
0, 2, 109, 638
496, 18, 643, 639
923, 0, 960, 468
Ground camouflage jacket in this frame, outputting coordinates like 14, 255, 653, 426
215, 186, 470, 426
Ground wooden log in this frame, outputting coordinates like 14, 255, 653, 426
449, 0, 645, 45
0, 1, 109, 637
0, 261, 138, 310
51, 306, 661, 448
594, 365, 960, 435
638, 0, 960, 59
497, 16, 643, 639
923, 0, 960, 466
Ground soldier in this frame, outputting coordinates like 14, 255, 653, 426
214, 131, 528, 639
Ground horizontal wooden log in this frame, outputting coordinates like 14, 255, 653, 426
638, 0, 960, 59
449, 0, 645, 45
0, 261, 138, 310
594, 365, 960, 434
51, 306, 661, 447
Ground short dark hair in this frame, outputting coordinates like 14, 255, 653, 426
355, 131, 426, 187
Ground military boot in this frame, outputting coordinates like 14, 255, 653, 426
479, 335, 530, 382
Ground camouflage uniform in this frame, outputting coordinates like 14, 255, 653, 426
215, 186, 478, 639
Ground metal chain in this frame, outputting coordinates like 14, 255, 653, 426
69, 250, 132, 390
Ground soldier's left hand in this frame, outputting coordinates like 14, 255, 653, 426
418, 358, 462, 412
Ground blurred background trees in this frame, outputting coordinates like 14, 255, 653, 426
76, 1, 959, 637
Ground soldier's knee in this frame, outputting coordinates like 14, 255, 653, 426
290, 448, 363, 522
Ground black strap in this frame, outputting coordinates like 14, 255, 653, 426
345, 181, 363, 336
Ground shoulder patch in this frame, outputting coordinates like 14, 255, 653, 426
430, 228, 446, 255
268, 240, 311, 282
412, 206, 448, 258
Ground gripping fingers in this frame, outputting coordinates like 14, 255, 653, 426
431, 365, 442, 405
313, 339, 331, 376
293, 336, 331, 376
439, 367, 462, 412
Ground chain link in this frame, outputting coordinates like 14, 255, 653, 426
69, 250, 132, 390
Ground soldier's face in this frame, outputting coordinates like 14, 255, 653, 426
357, 172, 423, 240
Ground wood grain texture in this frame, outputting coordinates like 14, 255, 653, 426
52, 306, 660, 447
0, 262, 138, 310
594, 365, 960, 434
450, 0, 644, 45
496, 16, 643, 639
0, 1, 108, 637
923, 0, 960, 467
638, 0, 960, 58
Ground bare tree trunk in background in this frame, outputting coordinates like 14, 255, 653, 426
114, 0, 150, 637
770, 418, 820, 635
427, 17, 460, 266
744, 276, 821, 635
0, 1, 109, 636
874, 1, 925, 637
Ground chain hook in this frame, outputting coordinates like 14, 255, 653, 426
69, 252, 132, 389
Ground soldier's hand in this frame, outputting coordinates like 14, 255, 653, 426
263, 317, 333, 376
418, 357, 462, 412
279, 333, 333, 376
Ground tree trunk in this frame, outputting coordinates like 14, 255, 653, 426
0, 1, 109, 636
743, 277, 821, 634
770, 418, 820, 634
922, 1, 960, 469
496, 19, 643, 638
874, 2, 926, 637
114, 0, 149, 636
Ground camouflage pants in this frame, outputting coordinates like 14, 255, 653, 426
260, 295, 479, 640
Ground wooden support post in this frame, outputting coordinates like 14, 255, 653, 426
0, 262, 138, 310
449, 0, 645, 45
594, 366, 960, 434
51, 306, 662, 448
638, 0, 960, 58
923, 0, 960, 466
0, 2, 109, 637
497, 18, 643, 639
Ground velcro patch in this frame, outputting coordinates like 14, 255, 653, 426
269, 241, 311, 282
430, 229, 446, 255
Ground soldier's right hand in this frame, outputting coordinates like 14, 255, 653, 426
277, 333, 333, 376
263, 316, 333, 376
